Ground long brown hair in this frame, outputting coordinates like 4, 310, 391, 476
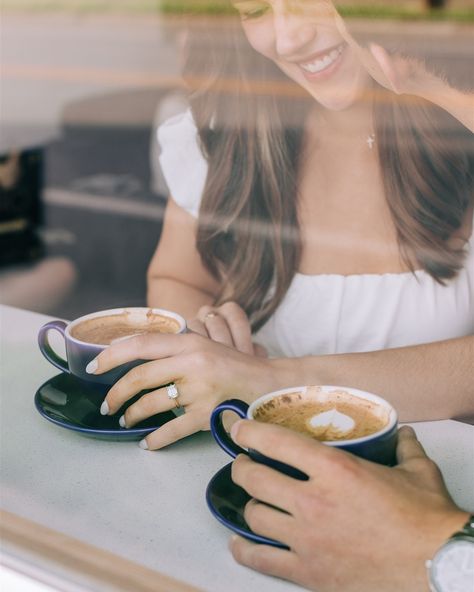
182, 14, 472, 331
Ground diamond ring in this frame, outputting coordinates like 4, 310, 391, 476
166, 383, 181, 409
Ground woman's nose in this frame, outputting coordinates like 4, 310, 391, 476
273, 10, 317, 58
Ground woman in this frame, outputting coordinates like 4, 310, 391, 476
90, 1, 474, 450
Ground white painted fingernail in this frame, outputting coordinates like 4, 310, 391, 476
86, 359, 98, 374
139, 439, 149, 450
100, 400, 109, 416
119, 415, 127, 428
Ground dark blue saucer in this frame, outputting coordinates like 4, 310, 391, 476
35, 373, 175, 441
206, 462, 287, 549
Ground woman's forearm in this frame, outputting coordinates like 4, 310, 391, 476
147, 277, 214, 322
271, 336, 474, 422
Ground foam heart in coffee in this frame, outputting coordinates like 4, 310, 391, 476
253, 387, 389, 441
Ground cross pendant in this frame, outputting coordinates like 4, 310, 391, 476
367, 134, 376, 150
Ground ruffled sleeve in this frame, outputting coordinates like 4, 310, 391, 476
157, 109, 208, 218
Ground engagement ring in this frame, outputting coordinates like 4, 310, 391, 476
167, 383, 181, 409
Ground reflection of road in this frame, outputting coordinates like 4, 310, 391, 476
1, 14, 180, 150
1, 13, 473, 149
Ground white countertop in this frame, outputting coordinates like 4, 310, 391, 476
1, 305, 473, 592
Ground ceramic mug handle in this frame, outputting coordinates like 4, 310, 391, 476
210, 399, 250, 458
38, 320, 69, 373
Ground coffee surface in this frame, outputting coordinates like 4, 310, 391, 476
70, 311, 181, 345
254, 388, 389, 441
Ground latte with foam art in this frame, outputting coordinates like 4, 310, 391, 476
253, 387, 389, 442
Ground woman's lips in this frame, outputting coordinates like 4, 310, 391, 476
297, 42, 347, 82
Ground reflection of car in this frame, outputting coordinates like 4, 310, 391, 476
0, 147, 78, 313
0, 148, 44, 266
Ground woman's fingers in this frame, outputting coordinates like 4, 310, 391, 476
369, 43, 400, 92
333, 12, 394, 91
215, 302, 254, 355
186, 317, 209, 337
103, 358, 185, 415
230, 536, 300, 582
120, 386, 176, 428
90, 333, 186, 375
198, 302, 254, 355
253, 343, 268, 358
333, 10, 356, 48
199, 305, 235, 348
141, 411, 206, 450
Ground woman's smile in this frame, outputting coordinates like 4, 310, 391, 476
292, 41, 346, 81
236, 2, 367, 109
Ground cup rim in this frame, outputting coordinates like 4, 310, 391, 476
247, 385, 398, 446
65, 307, 187, 346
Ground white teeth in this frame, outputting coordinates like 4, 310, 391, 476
300, 45, 343, 75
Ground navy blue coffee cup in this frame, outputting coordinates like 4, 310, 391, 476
211, 386, 399, 478
38, 307, 186, 386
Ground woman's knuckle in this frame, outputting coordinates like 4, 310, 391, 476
122, 405, 133, 422
106, 387, 120, 409
233, 318, 249, 333
164, 422, 184, 441
139, 391, 158, 413
140, 333, 157, 354
128, 363, 148, 386
126, 335, 142, 358
220, 301, 238, 313
185, 331, 202, 349
190, 349, 213, 370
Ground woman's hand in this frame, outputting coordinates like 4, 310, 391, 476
366, 43, 445, 100
88, 332, 277, 450
187, 301, 267, 357
334, 12, 474, 131
334, 13, 439, 98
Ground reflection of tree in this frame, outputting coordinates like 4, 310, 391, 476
426, 0, 447, 8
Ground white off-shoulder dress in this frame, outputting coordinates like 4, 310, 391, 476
158, 110, 474, 358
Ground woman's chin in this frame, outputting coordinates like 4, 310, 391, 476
312, 90, 361, 112
308, 68, 372, 112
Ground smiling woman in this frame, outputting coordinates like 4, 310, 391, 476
174, 0, 473, 330
88, 1, 474, 451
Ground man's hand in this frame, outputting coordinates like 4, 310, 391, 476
229, 423, 469, 592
